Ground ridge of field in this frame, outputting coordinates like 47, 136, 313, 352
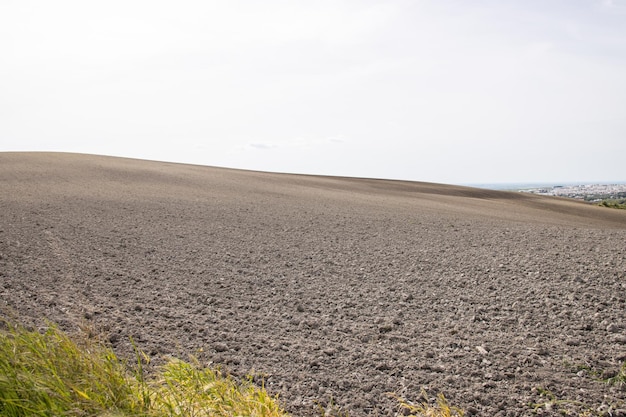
1, 152, 624, 228
1, 152, 625, 416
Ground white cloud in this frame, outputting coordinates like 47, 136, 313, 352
244, 135, 347, 153
248, 143, 278, 150
599, 0, 626, 9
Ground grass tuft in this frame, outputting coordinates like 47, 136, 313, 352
0, 320, 289, 417
0, 321, 138, 416
606, 361, 626, 387
148, 358, 287, 416
391, 390, 464, 417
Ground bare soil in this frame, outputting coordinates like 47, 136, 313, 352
2, 152, 626, 416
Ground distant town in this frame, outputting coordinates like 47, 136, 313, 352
518, 183, 626, 203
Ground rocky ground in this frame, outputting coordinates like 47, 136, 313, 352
1, 152, 626, 416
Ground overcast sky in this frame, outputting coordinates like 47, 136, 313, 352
1, 1, 625, 185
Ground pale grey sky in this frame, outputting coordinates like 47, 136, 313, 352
1, 1, 625, 185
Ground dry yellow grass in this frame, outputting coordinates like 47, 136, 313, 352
0, 321, 290, 417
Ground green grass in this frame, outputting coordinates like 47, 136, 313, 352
605, 361, 626, 388
0, 321, 289, 417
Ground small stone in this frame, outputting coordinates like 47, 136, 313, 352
602, 369, 618, 379
607, 323, 621, 333
376, 362, 392, 371
476, 345, 489, 355
378, 324, 393, 333
323, 348, 337, 356
430, 363, 446, 373
614, 336, 626, 345
466, 406, 479, 416
214, 342, 229, 352
565, 338, 581, 346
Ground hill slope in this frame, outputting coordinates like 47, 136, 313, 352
1, 152, 625, 416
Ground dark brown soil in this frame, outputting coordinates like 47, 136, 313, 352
2, 152, 626, 416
